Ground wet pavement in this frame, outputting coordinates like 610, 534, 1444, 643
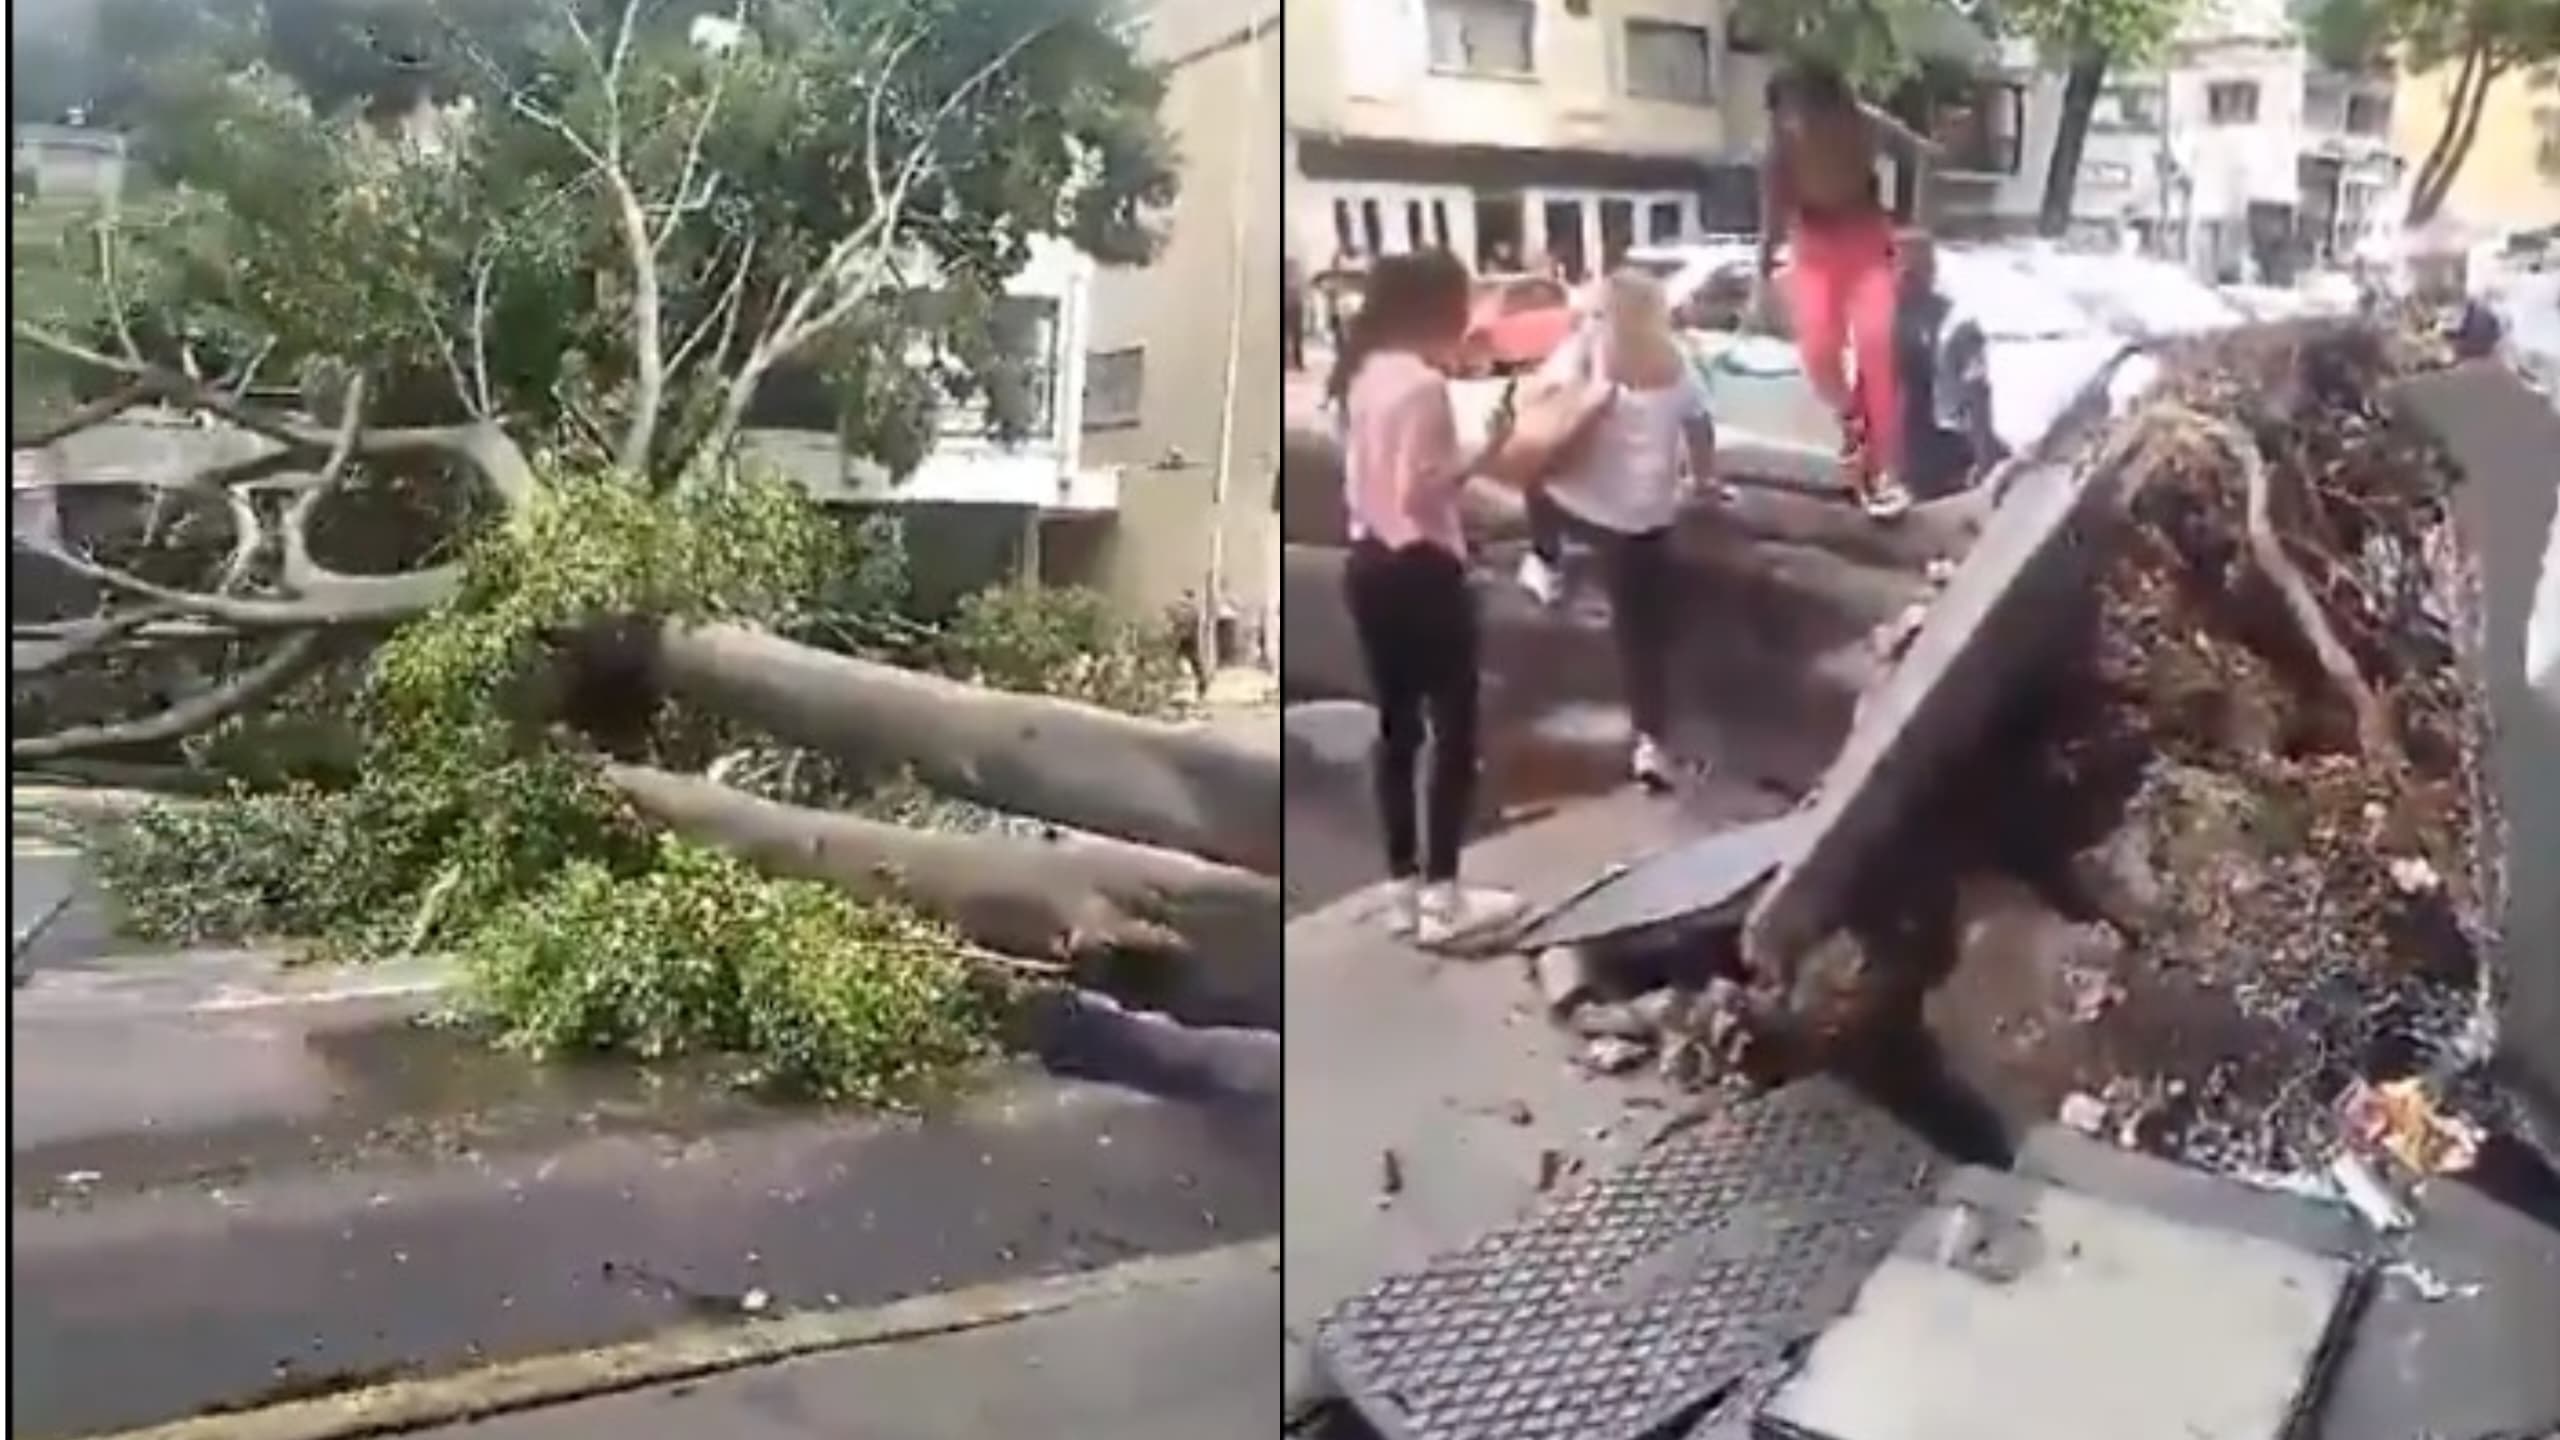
409, 1243, 1279, 1440
10, 884, 1279, 1438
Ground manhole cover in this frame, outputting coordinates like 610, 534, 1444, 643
1315, 1079, 1938, 1440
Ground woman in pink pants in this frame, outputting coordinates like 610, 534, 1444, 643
1758, 60, 1929, 520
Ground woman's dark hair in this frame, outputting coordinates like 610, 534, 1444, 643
1767, 58, 1852, 116
1326, 249, 1472, 409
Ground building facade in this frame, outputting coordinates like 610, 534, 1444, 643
1963, 1, 2400, 279
1285, 0, 1761, 278
1069, 0, 1285, 666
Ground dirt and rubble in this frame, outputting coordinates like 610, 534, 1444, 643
1537, 320, 2526, 1185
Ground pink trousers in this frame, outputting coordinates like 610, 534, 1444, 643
1785, 214, 1900, 483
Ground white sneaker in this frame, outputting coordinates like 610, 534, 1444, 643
1862, 478, 1913, 521
1631, 734, 1675, 791
1413, 882, 1528, 951
1517, 553, 1564, 607
1382, 879, 1422, 938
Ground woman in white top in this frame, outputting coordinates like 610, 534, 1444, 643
1519, 270, 1719, 789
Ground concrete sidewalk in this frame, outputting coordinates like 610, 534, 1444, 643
407, 1243, 1277, 1440
1280, 787, 1785, 1397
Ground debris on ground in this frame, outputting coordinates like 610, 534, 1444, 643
2341, 1076, 2485, 1178
1512, 320, 2523, 1186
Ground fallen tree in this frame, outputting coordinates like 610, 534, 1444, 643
8, 0, 1280, 1095
603, 762, 1280, 1025
617, 622, 1280, 875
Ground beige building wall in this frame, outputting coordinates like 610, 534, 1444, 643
1068, 3, 1284, 664
2392, 63, 2560, 232
1287, 0, 1752, 274
1288, 0, 1739, 159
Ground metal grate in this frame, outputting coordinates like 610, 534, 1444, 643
1315, 1079, 1939, 1440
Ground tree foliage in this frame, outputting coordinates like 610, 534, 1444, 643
2299, 0, 2560, 223
40, 0, 1177, 480
1729, 0, 1966, 89
1987, 0, 2192, 234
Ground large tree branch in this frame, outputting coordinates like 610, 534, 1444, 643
604, 762, 1281, 1026
618, 621, 1284, 876
716, 20, 1059, 440
11, 629, 332, 760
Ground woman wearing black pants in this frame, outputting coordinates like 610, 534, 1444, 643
1519, 269, 1718, 790
1332, 249, 1524, 948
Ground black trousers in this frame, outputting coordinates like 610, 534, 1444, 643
1523, 489, 1676, 742
1344, 539, 1480, 882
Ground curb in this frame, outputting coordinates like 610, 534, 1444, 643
82, 1238, 1280, 1440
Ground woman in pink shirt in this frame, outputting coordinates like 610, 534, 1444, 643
1331, 250, 1523, 947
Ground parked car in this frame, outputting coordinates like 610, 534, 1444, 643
1462, 274, 1577, 374
1622, 239, 1764, 330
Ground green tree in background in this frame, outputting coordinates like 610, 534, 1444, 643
1990, 0, 2192, 236
2302, 0, 2560, 225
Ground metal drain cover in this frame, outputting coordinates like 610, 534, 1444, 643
1315, 1079, 1939, 1440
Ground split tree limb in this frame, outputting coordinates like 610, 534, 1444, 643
629, 621, 1283, 876
604, 762, 1281, 1026
10, 629, 332, 760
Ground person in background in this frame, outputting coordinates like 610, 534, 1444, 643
1756, 58, 1935, 521
1331, 249, 1526, 947
1165, 589, 1208, 700
1283, 253, 1308, 373
1517, 270, 1718, 790
1889, 232, 2005, 500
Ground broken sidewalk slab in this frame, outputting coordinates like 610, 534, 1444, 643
1512, 809, 1816, 953
2388, 361, 2560, 1165
1756, 1166, 2369, 1440
1743, 407, 2145, 971
1312, 1078, 1938, 1440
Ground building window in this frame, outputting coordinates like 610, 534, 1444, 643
2093, 85, 2164, 133
2079, 159, 2133, 190
2346, 92, 2391, 137
1624, 19, 1713, 105
1427, 0, 1535, 79
2208, 80, 2260, 126
1647, 199, 1684, 243
1084, 346, 1144, 430
2303, 78, 2346, 131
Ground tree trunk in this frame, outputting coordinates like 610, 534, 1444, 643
2406, 46, 2488, 227
2039, 51, 2111, 240
629, 622, 1283, 875
603, 763, 1282, 1028
2409, 54, 2502, 227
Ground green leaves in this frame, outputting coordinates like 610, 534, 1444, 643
938, 584, 1189, 717
2299, 0, 2560, 71
1998, 0, 2191, 59
457, 837, 994, 1101
42, 0, 1176, 479
1729, 0, 1962, 88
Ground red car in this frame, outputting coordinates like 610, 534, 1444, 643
1462, 274, 1577, 375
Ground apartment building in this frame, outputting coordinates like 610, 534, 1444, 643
1066, 0, 1285, 665
1284, 0, 1760, 280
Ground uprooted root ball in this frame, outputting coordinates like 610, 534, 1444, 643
2019, 324, 2503, 1175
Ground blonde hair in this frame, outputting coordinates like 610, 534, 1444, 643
1596, 269, 1682, 386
